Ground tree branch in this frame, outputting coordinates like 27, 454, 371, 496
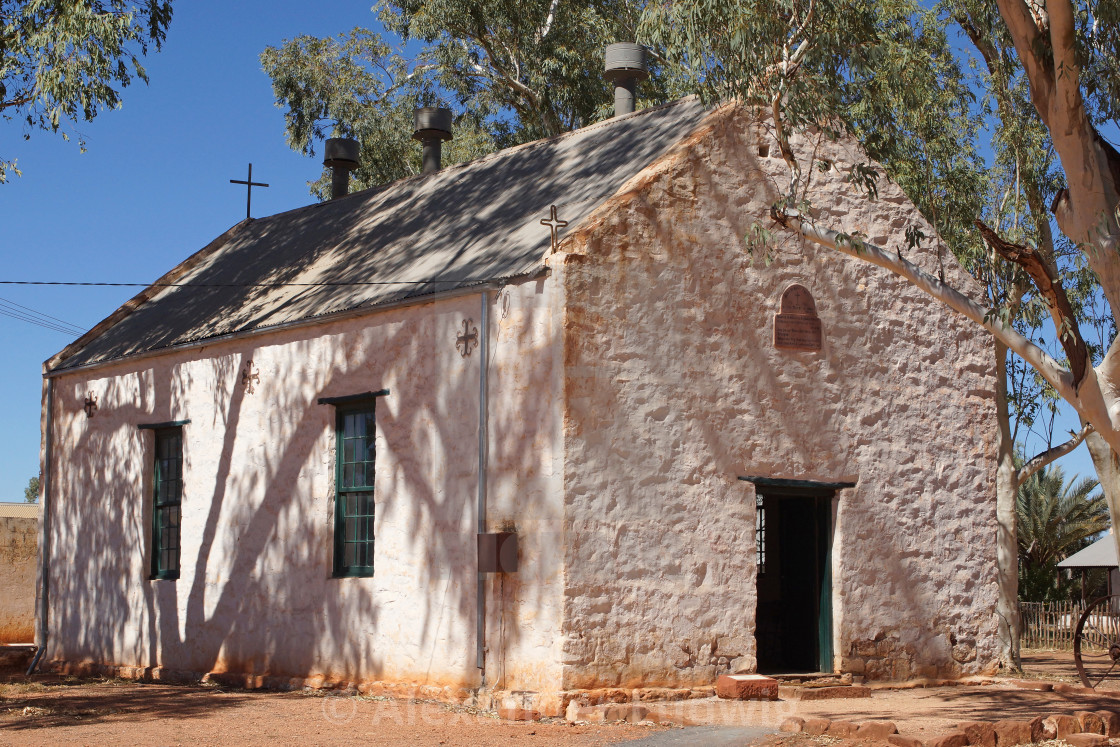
1047, 0, 1085, 130
957, 17, 999, 77
1017, 423, 1093, 482
771, 206, 1076, 401
769, 30, 814, 199
772, 93, 800, 198
0, 93, 37, 112
994, 0, 1054, 121
975, 218, 1090, 388
539, 0, 561, 40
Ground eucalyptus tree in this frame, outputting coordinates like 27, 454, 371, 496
641, 0, 1119, 666
261, 0, 685, 198
260, 28, 497, 199
0, 0, 174, 182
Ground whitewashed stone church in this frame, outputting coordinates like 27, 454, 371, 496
35, 92, 999, 715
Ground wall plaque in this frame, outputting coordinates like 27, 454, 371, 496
773, 284, 822, 351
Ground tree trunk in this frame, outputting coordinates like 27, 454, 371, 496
1084, 431, 1120, 590
994, 340, 1022, 669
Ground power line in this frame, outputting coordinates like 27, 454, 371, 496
0, 307, 81, 336
0, 296, 83, 334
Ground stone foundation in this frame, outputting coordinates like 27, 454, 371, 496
45, 658, 720, 719
843, 630, 999, 682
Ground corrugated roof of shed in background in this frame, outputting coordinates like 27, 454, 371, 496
0, 503, 39, 519
1058, 532, 1118, 568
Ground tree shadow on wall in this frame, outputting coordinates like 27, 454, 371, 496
50, 277, 555, 691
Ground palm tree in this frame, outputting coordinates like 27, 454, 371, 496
1017, 465, 1109, 602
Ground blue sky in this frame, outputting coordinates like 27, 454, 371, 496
0, 0, 381, 501
0, 1, 1101, 501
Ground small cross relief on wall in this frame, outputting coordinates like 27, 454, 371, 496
241, 360, 260, 393
84, 393, 99, 418
457, 319, 479, 358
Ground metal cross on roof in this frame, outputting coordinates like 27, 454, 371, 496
540, 205, 569, 253
230, 163, 269, 220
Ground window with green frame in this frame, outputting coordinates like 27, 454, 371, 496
151, 428, 183, 580
334, 403, 376, 577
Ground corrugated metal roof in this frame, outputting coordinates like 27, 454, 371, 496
52, 97, 710, 372
0, 503, 39, 519
1058, 532, 1118, 568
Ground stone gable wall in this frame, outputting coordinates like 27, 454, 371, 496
554, 105, 999, 689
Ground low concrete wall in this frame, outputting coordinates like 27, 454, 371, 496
0, 516, 38, 643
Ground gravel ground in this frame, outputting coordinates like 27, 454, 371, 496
0, 674, 660, 746
1, 650, 1111, 745
792, 650, 1120, 737
638, 651, 1120, 739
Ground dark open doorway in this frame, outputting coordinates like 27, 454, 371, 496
741, 477, 847, 675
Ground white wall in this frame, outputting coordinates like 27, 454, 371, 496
44, 279, 563, 692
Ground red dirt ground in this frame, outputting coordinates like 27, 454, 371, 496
1, 649, 1114, 745
0, 671, 661, 746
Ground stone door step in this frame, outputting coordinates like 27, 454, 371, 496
716, 674, 779, 700
781, 685, 872, 701
767, 671, 855, 687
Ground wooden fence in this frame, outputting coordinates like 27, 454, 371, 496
1019, 601, 1085, 650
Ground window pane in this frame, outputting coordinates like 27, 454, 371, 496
335, 405, 376, 575
153, 429, 183, 579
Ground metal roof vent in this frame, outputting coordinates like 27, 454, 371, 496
323, 137, 360, 200
413, 107, 454, 174
604, 43, 648, 117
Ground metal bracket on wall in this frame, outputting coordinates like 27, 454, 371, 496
241, 359, 260, 393
478, 532, 519, 573
457, 319, 479, 358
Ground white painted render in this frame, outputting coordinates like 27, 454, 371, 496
43, 279, 563, 694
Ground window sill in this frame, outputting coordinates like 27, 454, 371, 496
332, 570, 373, 579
